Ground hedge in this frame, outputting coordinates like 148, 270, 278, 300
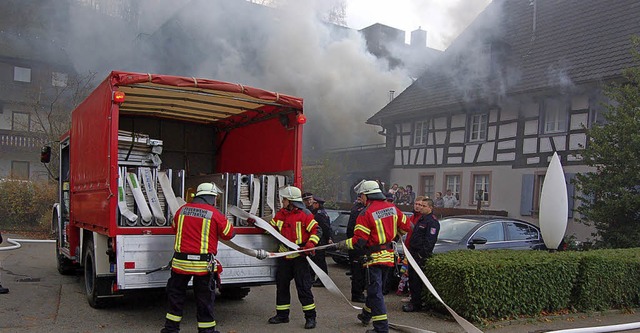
421, 248, 640, 322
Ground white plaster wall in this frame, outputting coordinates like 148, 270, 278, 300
571, 95, 589, 110
450, 130, 465, 143
464, 144, 478, 163
477, 142, 495, 162
571, 113, 589, 130
433, 117, 447, 129
451, 114, 466, 127
499, 122, 517, 139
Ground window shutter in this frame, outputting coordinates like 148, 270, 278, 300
520, 174, 534, 216
566, 173, 575, 218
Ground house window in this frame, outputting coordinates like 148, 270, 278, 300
543, 98, 567, 133
413, 120, 428, 145
11, 161, 30, 180
420, 175, 435, 198
52, 72, 68, 87
468, 113, 487, 142
533, 173, 545, 214
445, 174, 461, 200
12, 112, 31, 131
471, 173, 491, 205
14, 66, 31, 83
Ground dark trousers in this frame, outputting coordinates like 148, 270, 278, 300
359, 265, 389, 333
348, 250, 366, 298
310, 249, 328, 280
163, 271, 217, 333
408, 263, 424, 308
275, 256, 316, 319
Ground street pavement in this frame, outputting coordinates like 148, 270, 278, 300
1, 233, 640, 333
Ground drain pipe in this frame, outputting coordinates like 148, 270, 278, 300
0, 238, 56, 251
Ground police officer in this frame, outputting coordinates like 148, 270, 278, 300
347, 196, 366, 303
309, 195, 332, 287
402, 198, 440, 313
264, 185, 321, 330
336, 180, 410, 333
0, 231, 8, 294
162, 183, 235, 333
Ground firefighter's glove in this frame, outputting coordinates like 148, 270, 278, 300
334, 240, 348, 251
246, 217, 256, 226
300, 241, 316, 256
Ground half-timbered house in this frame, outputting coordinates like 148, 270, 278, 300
365, 0, 640, 239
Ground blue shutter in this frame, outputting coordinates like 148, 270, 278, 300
566, 173, 575, 218
520, 174, 534, 216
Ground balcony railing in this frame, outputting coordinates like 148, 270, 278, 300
0, 129, 47, 152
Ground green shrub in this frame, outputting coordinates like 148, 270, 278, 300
573, 249, 640, 311
0, 179, 57, 230
423, 250, 581, 321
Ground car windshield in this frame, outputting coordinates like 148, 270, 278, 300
438, 218, 480, 241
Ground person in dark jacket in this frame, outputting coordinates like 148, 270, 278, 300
0, 231, 8, 294
309, 195, 332, 287
347, 196, 366, 303
402, 198, 440, 313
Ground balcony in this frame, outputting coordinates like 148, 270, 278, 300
0, 129, 46, 153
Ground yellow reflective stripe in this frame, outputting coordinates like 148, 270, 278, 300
197, 321, 216, 328
223, 220, 232, 235
375, 218, 386, 244
171, 258, 209, 273
296, 222, 302, 244
393, 215, 398, 237
401, 213, 407, 225
276, 304, 291, 310
302, 303, 316, 311
372, 314, 388, 321
363, 305, 371, 313
306, 219, 318, 232
346, 238, 353, 249
279, 244, 300, 258
309, 235, 320, 243
354, 224, 370, 234
200, 218, 211, 253
166, 313, 182, 322
363, 251, 395, 266
276, 219, 283, 230
175, 214, 185, 251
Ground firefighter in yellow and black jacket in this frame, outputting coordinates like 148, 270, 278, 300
335, 180, 410, 333
162, 183, 235, 333
256, 185, 321, 330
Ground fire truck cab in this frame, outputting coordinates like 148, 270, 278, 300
45, 71, 305, 308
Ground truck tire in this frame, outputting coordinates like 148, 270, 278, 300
84, 239, 107, 308
53, 212, 77, 275
219, 286, 250, 300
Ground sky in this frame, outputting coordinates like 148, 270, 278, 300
345, 0, 492, 50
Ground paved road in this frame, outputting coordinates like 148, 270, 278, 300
2, 234, 640, 333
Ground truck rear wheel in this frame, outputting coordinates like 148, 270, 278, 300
219, 286, 250, 300
84, 239, 107, 308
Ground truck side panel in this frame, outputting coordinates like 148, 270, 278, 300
70, 77, 117, 235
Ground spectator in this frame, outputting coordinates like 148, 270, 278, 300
405, 185, 416, 205
433, 192, 444, 208
302, 192, 314, 210
346, 197, 366, 303
442, 189, 459, 208
394, 187, 406, 204
0, 231, 8, 294
388, 183, 399, 196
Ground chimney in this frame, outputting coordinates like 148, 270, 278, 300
410, 27, 427, 48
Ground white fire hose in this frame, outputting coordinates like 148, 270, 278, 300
0, 238, 56, 251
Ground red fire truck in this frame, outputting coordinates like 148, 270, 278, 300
42, 71, 306, 308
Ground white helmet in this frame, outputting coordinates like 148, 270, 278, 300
278, 185, 303, 202
196, 182, 223, 197
353, 180, 382, 195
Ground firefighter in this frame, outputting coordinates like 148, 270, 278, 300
161, 182, 235, 333
402, 197, 439, 313
0, 230, 8, 294
251, 185, 321, 330
309, 195, 332, 287
347, 196, 366, 303
335, 180, 410, 333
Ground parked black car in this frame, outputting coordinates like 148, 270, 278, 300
325, 209, 351, 265
431, 215, 547, 253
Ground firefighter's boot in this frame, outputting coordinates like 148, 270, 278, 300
0, 285, 9, 294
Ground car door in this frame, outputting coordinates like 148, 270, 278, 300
467, 221, 508, 250
505, 221, 542, 250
